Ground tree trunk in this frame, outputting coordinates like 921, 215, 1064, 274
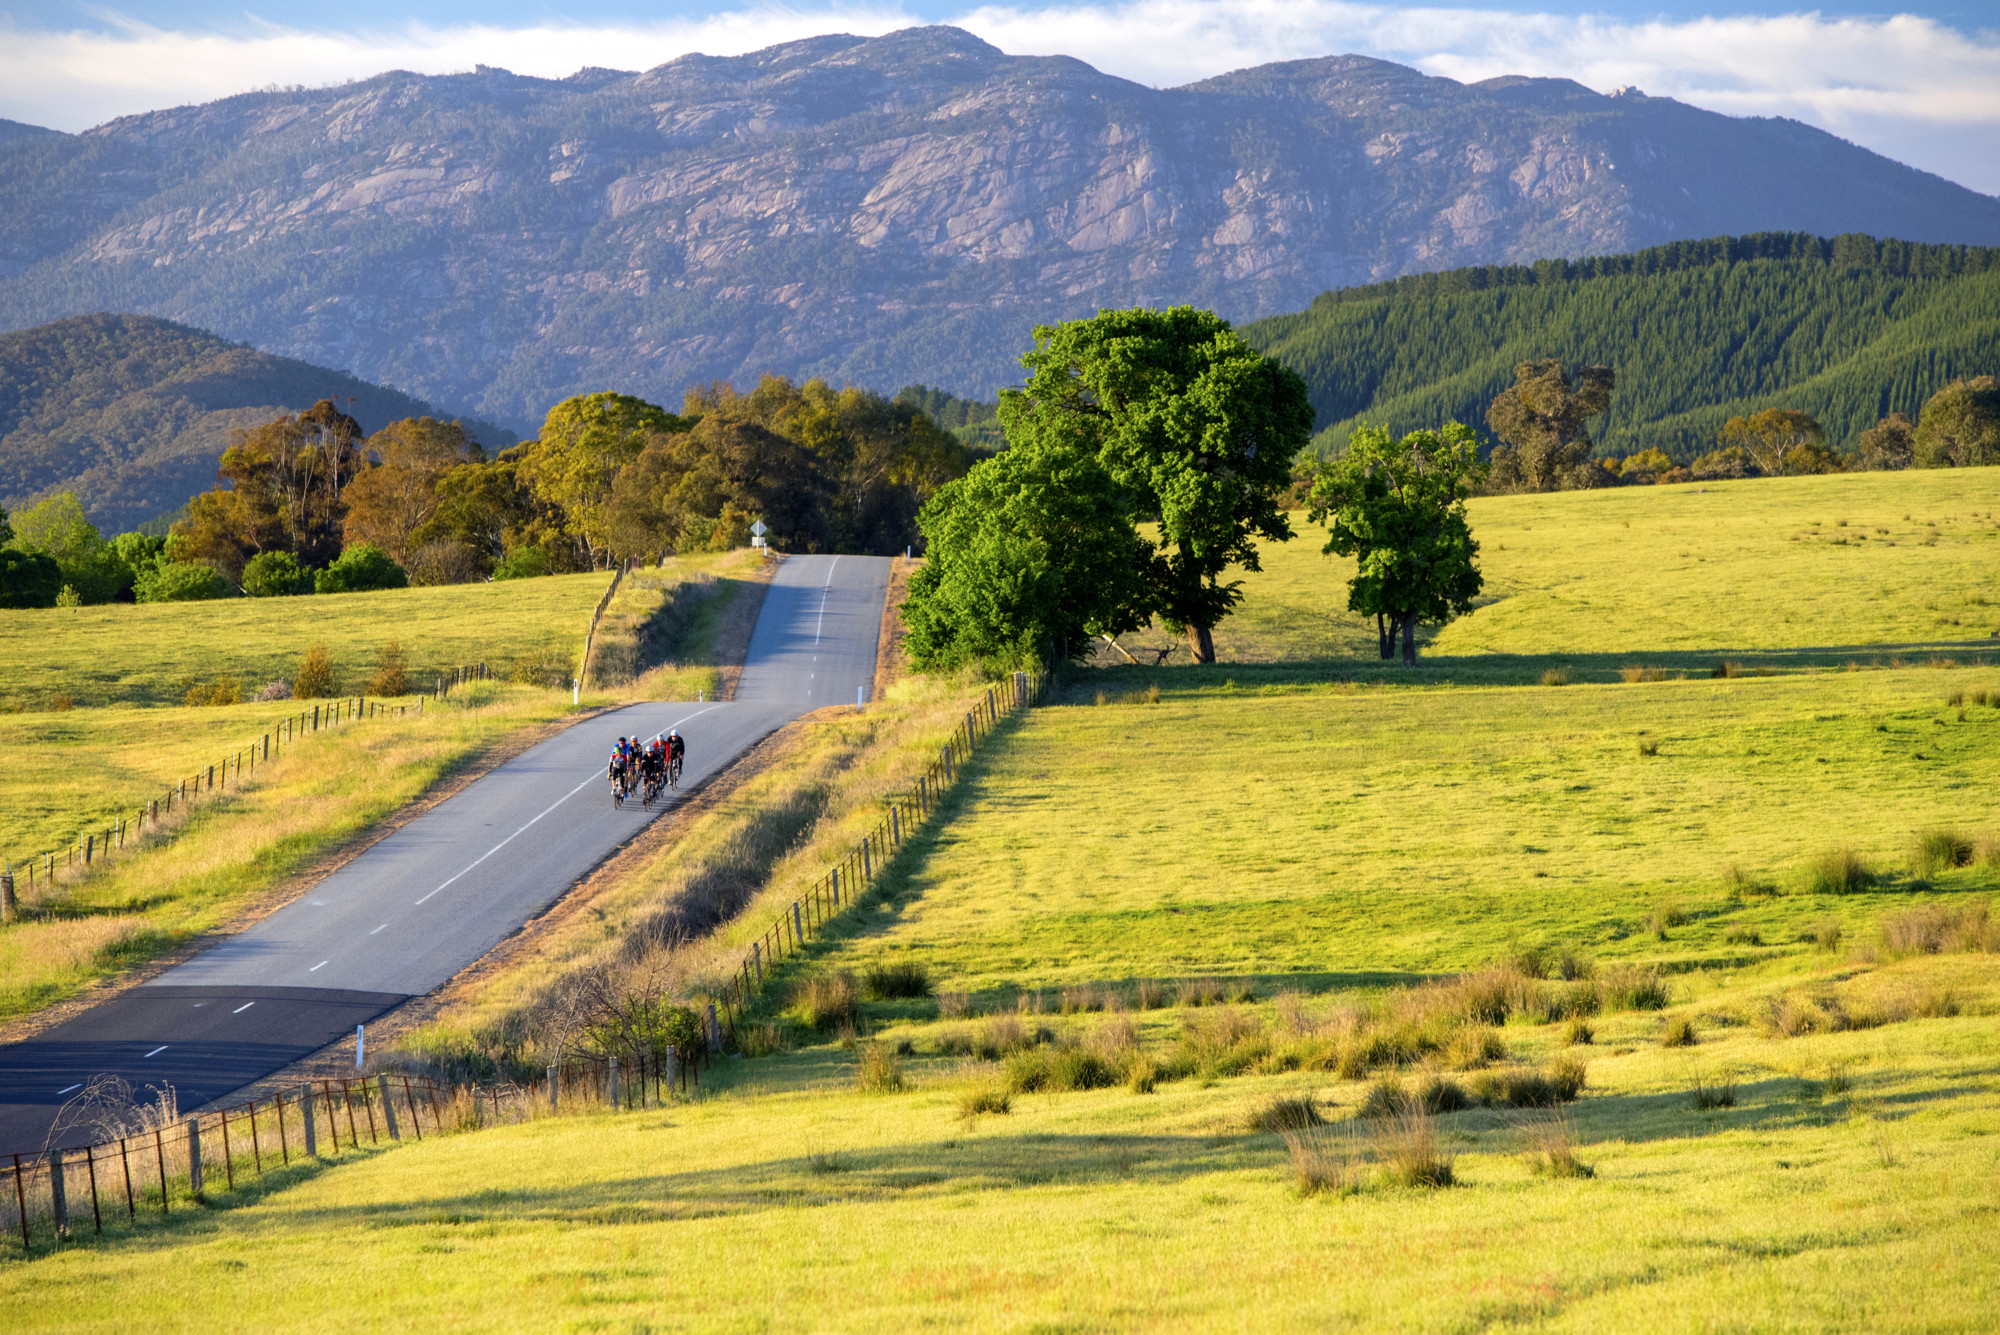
1377, 615, 1394, 659
1400, 617, 1418, 667
1186, 623, 1216, 665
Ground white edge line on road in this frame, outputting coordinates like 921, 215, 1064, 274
56, 1083, 80, 1094
411, 703, 723, 907
309, 961, 327, 972
233, 1001, 255, 1013
370, 923, 388, 934
144, 1046, 167, 1058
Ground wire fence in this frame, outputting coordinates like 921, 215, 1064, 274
1, 694, 427, 922
4, 1047, 705, 1259
712, 669, 1045, 1045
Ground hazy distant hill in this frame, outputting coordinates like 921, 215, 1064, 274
1, 27, 1997, 431
0, 313, 516, 532
1241, 232, 2000, 459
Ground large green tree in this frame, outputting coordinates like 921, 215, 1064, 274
1913, 376, 2000, 468
1484, 360, 1615, 492
1004, 307, 1313, 663
1308, 423, 1486, 666
1720, 408, 1830, 476
901, 440, 1148, 670
516, 393, 684, 568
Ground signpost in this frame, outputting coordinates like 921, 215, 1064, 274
750, 519, 768, 553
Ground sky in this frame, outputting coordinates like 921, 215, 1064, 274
2, 1, 1996, 194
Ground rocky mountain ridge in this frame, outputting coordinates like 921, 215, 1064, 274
2, 26, 1996, 432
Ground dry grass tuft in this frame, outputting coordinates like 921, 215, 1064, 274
862, 961, 931, 1000
1910, 828, 1976, 878
1879, 899, 1996, 955
1525, 1108, 1595, 1179
855, 1042, 905, 1093
957, 1085, 1011, 1119
1249, 1093, 1326, 1133
793, 971, 860, 1030
1805, 847, 1873, 895
1620, 665, 1667, 683
1690, 1072, 1737, 1110
1283, 1125, 1365, 1198
1540, 667, 1571, 686
1375, 1104, 1456, 1188
1661, 1015, 1699, 1047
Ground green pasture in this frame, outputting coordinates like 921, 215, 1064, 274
1203, 468, 2000, 671
800, 669, 2000, 997
0, 571, 611, 710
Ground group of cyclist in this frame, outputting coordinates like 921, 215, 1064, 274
608, 728, 685, 807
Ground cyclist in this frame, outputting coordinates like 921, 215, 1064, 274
666, 728, 686, 786
608, 736, 632, 798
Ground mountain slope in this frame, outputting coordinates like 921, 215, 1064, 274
1, 28, 1997, 431
0, 313, 517, 532
1241, 232, 2000, 458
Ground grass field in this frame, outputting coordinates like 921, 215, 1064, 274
8, 472, 2000, 1330
0, 571, 612, 710
1196, 468, 2000, 670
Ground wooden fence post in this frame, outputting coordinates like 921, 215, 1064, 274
1, 868, 14, 925
186, 1120, 203, 1199
48, 1149, 68, 1239
11, 1155, 27, 1253
548, 1067, 559, 1113
705, 1004, 719, 1050
376, 1075, 400, 1140
791, 901, 803, 944
300, 1086, 318, 1158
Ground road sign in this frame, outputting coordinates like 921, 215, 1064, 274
750, 520, 767, 537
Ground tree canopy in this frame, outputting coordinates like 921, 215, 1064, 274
1003, 306, 1313, 663
1308, 422, 1485, 665
901, 441, 1147, 670
1484, 360, 1615, 493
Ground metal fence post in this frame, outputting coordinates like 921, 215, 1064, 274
548, 1066, 559, 1113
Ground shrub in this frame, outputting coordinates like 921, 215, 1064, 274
1879, 900, 1996, 955
1910, 828, 1976, 878
1541, 667, 1570, 686
255, 679, 293, 701
0, 548, 64, 607
134, 560, 232, 603
1414, 1073, 1471, 1114
493, 546, 553, 581
1636, 736, 1660, 757
242, 551, 315, 597
863, 962, 932, 999
958, 1085, 1011, 1118
1283, 1126, 1364, 1197
181, 674, 243, 707
1563, 1018, 1594, 1046
1690, 1073, 1736, 1110
294, 643, 336, 698
1722, 921, 1763, 946
793, 972, 859, 1030
1548, 1054, 1588, 1101
1004, 1044, 1116, 1094
1805, 848, 1872, 895
1125, 1058, 1157, 1094
1177, 977, 1226, 1007
1525, 1109, 1594, 1179
1376, 1105, 1455, 1188
1599, 965, 1669, 1011
1810, 916, 1844, 952
1359, 1075, 1410, 1121
855, 1042, 905, 1093
370, 640, 409, 696
314, 543, 408, 594
1248, 1093, 1325, 1133
1661, 1016, 1698, 1048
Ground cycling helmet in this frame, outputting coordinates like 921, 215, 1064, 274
669, 728, 679, 739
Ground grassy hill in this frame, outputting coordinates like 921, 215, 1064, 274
4, 470, 1997, 1329
1240, 232, 2000, 460
0, 313, 517, 533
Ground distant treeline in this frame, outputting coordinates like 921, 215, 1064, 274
1247, 232, 2000, 461
1305, 232, 2000, 310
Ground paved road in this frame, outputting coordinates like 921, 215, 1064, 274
0, 554, 890, 1152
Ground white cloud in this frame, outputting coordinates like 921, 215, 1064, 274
1, 2, 1995, 193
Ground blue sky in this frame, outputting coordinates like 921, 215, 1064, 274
3, 1, 1996, 192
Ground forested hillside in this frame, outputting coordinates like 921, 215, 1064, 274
0, 313, 514, 530
1242, 232, 2000, 459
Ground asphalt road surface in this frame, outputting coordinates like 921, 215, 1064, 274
0, 554, 890, 1153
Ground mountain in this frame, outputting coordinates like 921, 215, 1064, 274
0, 313, 516, 532
1240, 232, 2000, 459
2, 27, 1997, 433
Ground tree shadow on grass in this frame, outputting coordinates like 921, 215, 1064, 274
1068, 639, 1997, 694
